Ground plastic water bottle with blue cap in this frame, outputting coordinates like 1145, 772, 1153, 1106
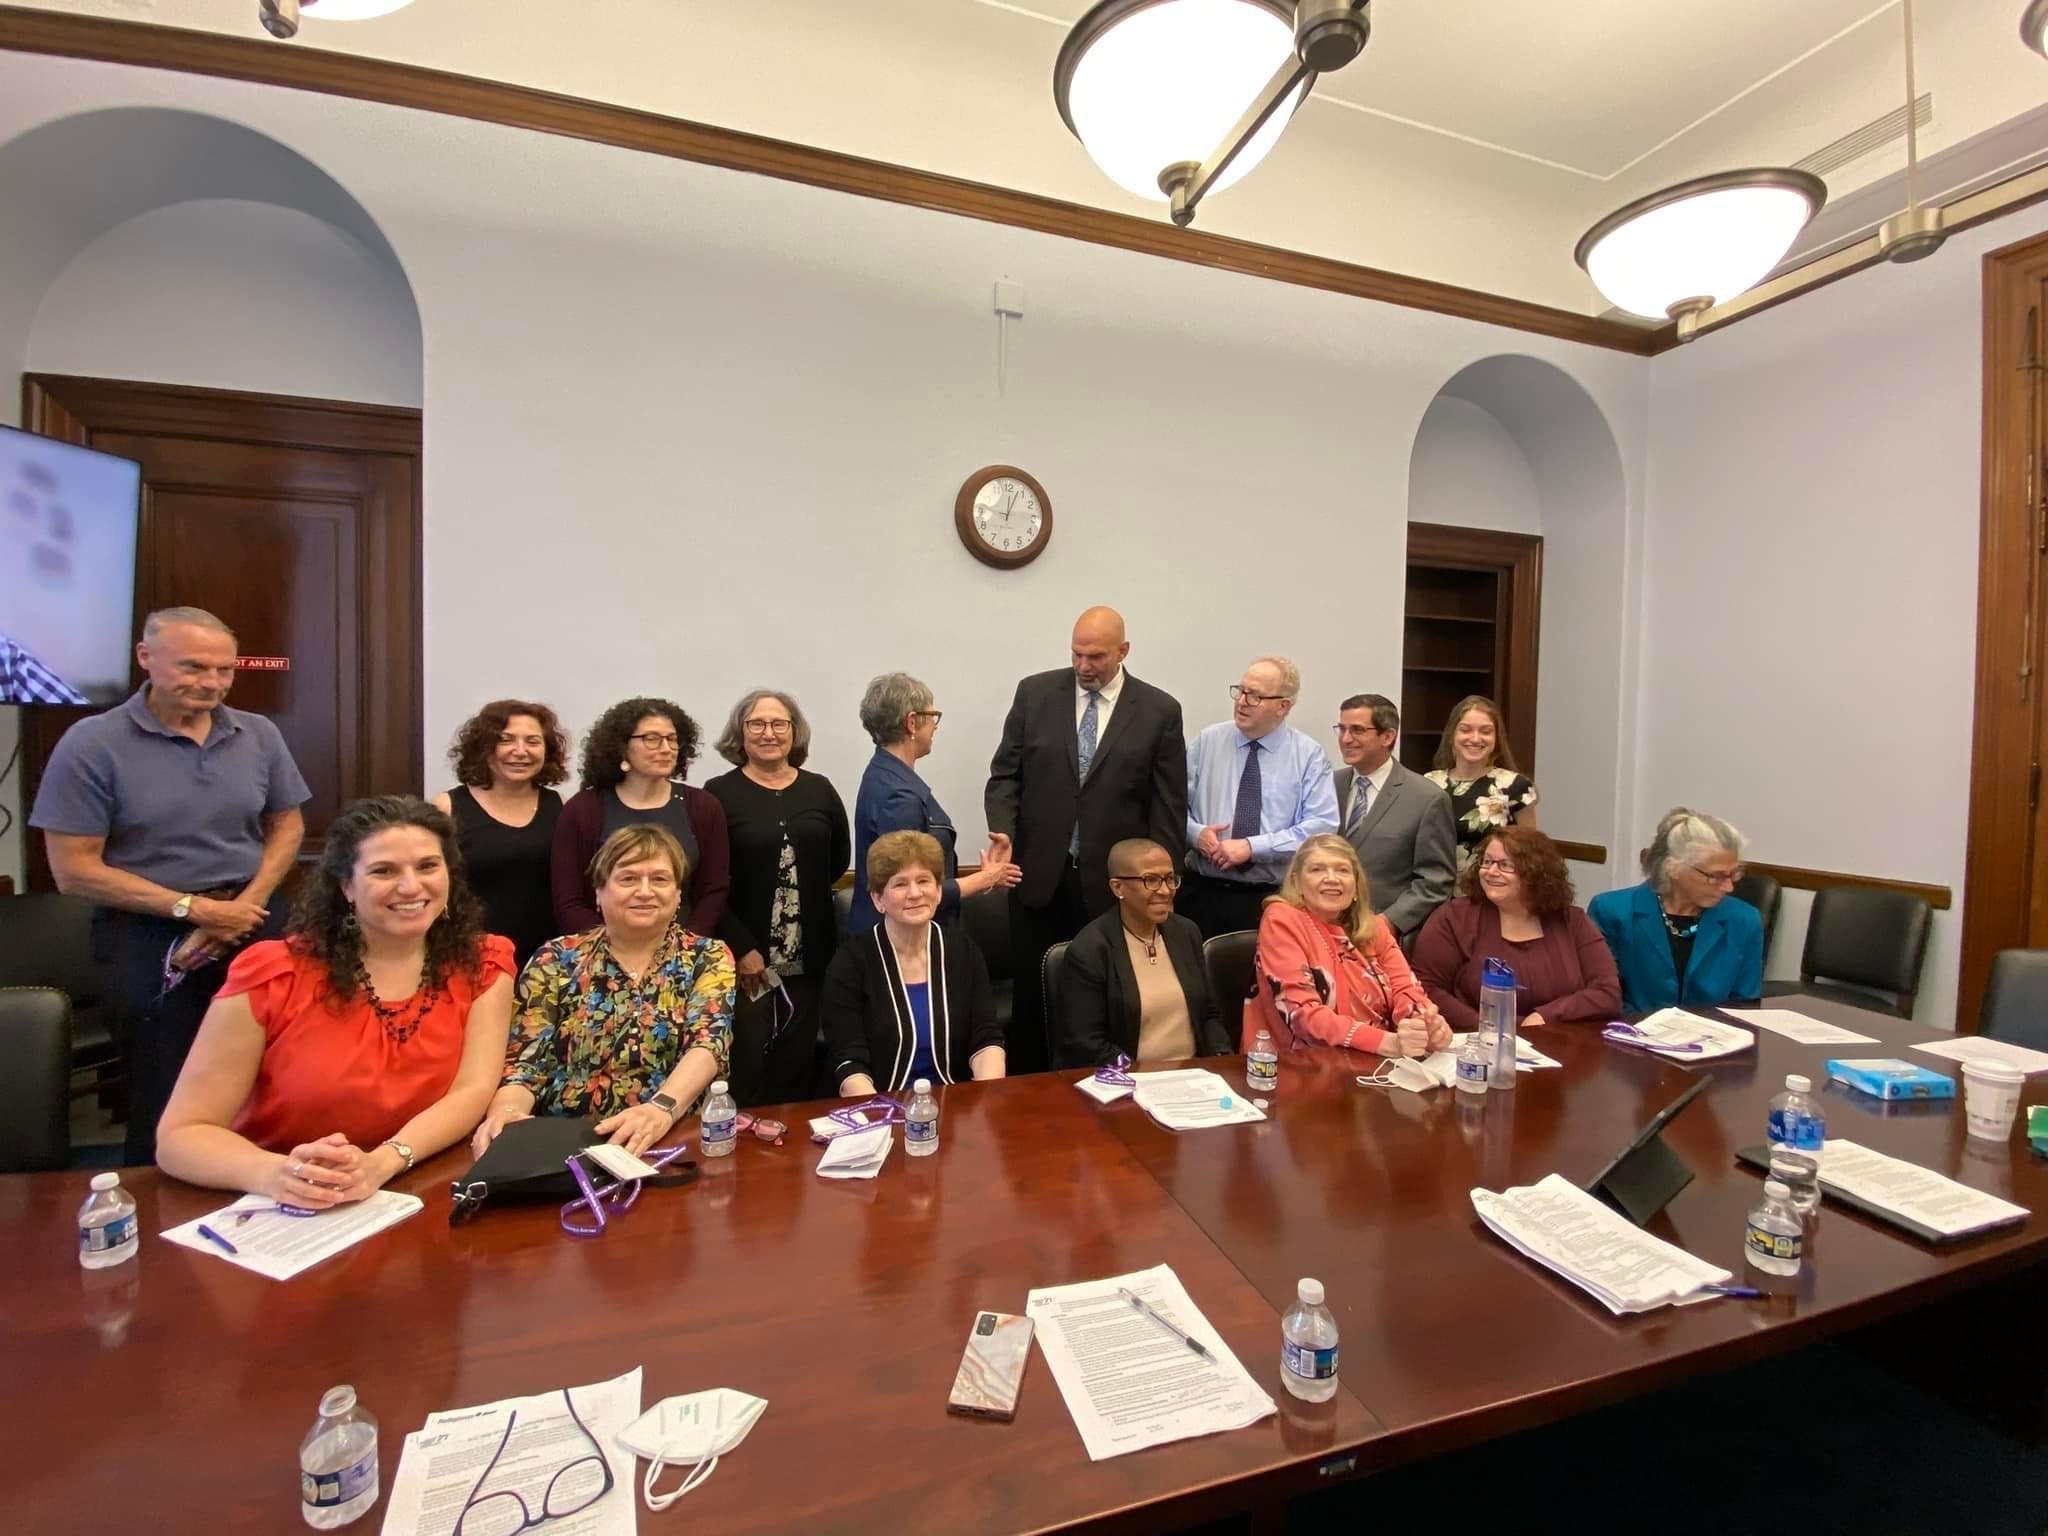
1766, 1074, 1824, 1216
1480, 958, 1518, 1092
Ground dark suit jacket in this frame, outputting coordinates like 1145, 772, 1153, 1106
985, 668, 1187, 914
1333, 761, 1457, 939
823, 920, 1002, 1090
1055, 909, 1228, 1068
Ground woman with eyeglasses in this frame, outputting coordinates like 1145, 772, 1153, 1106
1412, 825, 1619, 1030
704, 688, 851, 1105
1423, 694, 1539, 872
846, 671, 1019, 935
551, 696, 731, 939
475, 824, 734, 1158
1056, 837, 1228, 1068
1588, 808, 1762, 1013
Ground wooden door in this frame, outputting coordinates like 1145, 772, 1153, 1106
18, 376, 420, 892
1400, 523, 1542, 774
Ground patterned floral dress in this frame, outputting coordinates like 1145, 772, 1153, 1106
1426, 765, 1539, 871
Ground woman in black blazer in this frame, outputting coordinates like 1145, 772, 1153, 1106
1057, 839, 1229, 1068
824, 831, 1005, 1094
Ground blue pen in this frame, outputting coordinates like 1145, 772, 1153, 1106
195, 1223, 239, 1256
1701, 1283, 1764, 1299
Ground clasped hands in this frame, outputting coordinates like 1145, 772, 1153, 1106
1381, 1002, 1453, 1059
1194, 823, 1254, 871
266, 1132, 399, 1208
169, 893, 271, 971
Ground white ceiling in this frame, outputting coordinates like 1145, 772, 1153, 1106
9, 0, 2048, 314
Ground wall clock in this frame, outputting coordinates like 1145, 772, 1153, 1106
954, 465, 1052, 570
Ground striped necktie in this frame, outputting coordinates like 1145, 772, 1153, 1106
1071, 689, 1101, 856
1347, 775, 1371, 835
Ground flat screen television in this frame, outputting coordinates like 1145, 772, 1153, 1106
0, 424, 142, 707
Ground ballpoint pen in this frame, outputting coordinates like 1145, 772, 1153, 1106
1701, 1284, 1764, 1298
195, 1223, 239, 1256
1117, 1287, 1212, 1361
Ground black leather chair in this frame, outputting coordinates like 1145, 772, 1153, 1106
832, 882, 853, 933
1202, 930, 1258, 1047
1731, 870, 1782, 960
1770, 887, 1932, 1019
0, 891, 120, 1106
1041, 941, 1071, 1059
1980, 949, 2048, 1052
0, 987, 71, 1174
958, 887, 1015, 1036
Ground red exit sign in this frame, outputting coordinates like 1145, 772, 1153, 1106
238, 657, 291, 672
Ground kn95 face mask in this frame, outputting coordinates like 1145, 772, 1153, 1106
615, 1389, 767, 1510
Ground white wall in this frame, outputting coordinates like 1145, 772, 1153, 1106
1639, 205, 2048, 1030
1406, 395, 1542, 535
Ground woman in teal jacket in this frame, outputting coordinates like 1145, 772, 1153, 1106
1589, 808, 1762, 1013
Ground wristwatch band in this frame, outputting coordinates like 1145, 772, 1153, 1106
382, 1139, 415, 1173
171, 893, 194, 920
650, 1093, 680, 1122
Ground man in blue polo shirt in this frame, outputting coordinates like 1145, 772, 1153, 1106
30, 606, 309, 1164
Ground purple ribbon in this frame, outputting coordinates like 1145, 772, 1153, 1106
559, 1143, 690, 1237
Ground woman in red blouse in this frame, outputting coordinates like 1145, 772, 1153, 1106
1243, 834, 1450, 1058
158, 796, 514, 1206
1411, 824, 1620, 1030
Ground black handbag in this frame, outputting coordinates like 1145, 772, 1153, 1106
449, 1115, 697, 1222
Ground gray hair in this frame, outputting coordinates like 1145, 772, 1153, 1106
1248, 655, 1301, 698
143, 606, 235, 643
1641, 807, 1746, 893
859, 672, 934, 747
714, 688, 813, 769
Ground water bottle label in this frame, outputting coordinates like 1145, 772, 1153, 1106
1282, 1341, 1338, 1381
702, 1115, 736, 1145
1455, 1056, 1488, 1085
1744, 1221, 1802, 1264
79, 1214, 137, 1253
906, 1117, 937, 1143
302, 1447, 377, 1509
1767, 1108, 1824, 1150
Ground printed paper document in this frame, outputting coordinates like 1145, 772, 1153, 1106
1819, 1140, 2030, 1238
161, 1191, 422, 1281
1409, 1033, 1562, 1088
1471, 1174, 1732, 1314
1720, 1008, 1879, 1046
1603, 1008, 1753, 1061
1026, 1264, 1274, 1461
1131, 1068, 1267, 1130
1911, 1035, 2048, 1076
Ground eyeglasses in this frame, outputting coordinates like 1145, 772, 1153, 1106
629, 732, 680, 749
560, 1144, 691, 1237
1229, 685, 1290, 705
1110, 871, 1181, 893
911, 710, 944, 725
733, 1112, 787, 1145
1688, 864, 1745, 887
1332, 726, 1379, 740
454, 1387, 615, 1536
1477, 858, 1518, 874
742, 719, 792, 737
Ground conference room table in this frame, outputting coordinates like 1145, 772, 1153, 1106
5, 995, 2044, 1533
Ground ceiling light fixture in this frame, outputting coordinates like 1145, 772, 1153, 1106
259, 0, 415, 40
1875, 0, 1945, 263
2025, 0, 2048, 57
1054, 0, 1372, 227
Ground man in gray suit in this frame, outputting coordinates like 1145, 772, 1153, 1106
1332, 693, 1456, 943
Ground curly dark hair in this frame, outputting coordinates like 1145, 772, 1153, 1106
289, 795, 491, 1003
1458, 823, 1575, 916
448, 699, 570, 789
579, 696, 699, 791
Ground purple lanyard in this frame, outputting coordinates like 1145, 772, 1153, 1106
559, 1144, 690, 1237
812, 1096, 904, 1143
1094, 1053, 1136, 1088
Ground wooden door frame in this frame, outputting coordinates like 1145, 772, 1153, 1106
1404, 522, 1544, 775
16, 374, 423, 889
1960, 232, 2048, 1032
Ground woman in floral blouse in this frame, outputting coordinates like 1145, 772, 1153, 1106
1425, 694, 1539, 871
471, 824, 735, 1158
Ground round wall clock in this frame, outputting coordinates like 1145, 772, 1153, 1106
954, 465, 1052, 570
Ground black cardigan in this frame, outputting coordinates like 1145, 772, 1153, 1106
823, 921, 1003, 1091
1055, 909, 1229, 1068
703, 767, 850, 974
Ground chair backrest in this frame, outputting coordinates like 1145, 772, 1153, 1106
832, 882, 853, 933
1041, 941, 1072, 1051
1799, 886, 1932, 1016
1731, 870, 1781, 960
1980, 948, 2048, 1051
959, 888, 1012, 982
1202, 930, 1258, 1044
0, 987, 71, 1174
0, 891, 103, 1009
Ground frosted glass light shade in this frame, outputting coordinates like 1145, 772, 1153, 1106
303, 0, 415, 19
2025, 0, 2048, 56
1056, 0, 1306, 204
1575, 169, 1826, 320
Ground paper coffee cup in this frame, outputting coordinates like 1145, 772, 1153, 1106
1961, 1060, 2026, 1141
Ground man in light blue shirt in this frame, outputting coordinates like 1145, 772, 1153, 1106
1178, 655, 1338, 938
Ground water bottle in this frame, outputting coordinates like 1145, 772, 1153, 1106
1743, 1179, 1803, 1277
1480, 958, 1518, 1092
1279, 1277, 1339, 1403
300, 1385, 379, 1529
1768, 1151, 1821, 1221
1453, 1030, 1490, 1095
77, 1172, 138, 1270
700, 1080, 738, 1158
1767, 1073, 1825, 1174
906, 1078, 940, 1157
1247, 1028, 1279, 1094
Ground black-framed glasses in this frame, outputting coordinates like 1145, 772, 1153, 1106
1477, 857, 1518, 874
628, 732, 681, 749
1228, 685, 1288, 705
453, 1387, 616, 1535
1689, 863, 1745, 888
1110, 871, 1181, 893
742, 719, 793, 736
910, 710, 944, 725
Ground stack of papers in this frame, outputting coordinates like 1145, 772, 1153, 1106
1720, 1008, 1878, 1045
1603, 1008, 1754, 1061
815, 1125, 894, 1179
1471, 1173, 1733, 1314
1131, 1068, 1267, 1130
1026, 1264, 1275, 1461
1819, 1139, 2030, 1238
161, 1191, 422, 1281
1911, 1036, 2048, 1076
1074, 1072, 1132, 1105
382, 1369, 640, 1536
1408, 1032, 1563, 1088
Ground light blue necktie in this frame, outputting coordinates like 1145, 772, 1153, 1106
1347, 775, 1371, 835
1071, 689, 1101, 856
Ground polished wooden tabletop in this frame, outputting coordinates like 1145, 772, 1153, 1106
3, 996, 2043, 1533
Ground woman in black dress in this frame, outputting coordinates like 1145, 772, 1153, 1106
1424, 693, 1539, 872
433, 700, 569, 966
705, 688, 850, 1106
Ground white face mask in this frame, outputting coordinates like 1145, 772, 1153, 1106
615, 1388, 768, 1510
1357, 1058, 1438, 1094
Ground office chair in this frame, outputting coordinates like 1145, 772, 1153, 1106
1202, 930, 1259, 1046
1980, 949, 2048, 1053
1775, 887, 1932, 1019
0, 987, 72, 1174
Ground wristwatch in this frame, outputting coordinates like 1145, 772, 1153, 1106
381, 1139, 415, 1173
650, 1093, 680, 1123
170, 893, 194, 920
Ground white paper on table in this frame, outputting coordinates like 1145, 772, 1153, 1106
381, 1368, 641, 1536
1073, 1073, 1132, 1104
1603, 1008, 1753, 1061
1131, 1068, 1267, 1129
1719, 1008, 1879, 1046
1407, 1034, 1560, 1089
1470, 1174, 1732, 1315
1910, 1035, 2048, 1076
1025, 1263, 1275, 1462
1818, 1140, 2031, 1238
815, 1124, 894, 1179
161, 1191, 422, 1281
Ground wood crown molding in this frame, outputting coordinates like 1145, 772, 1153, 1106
26, 373, 421, 455
0, 7, 1668, 356
1745, 861, 1952, 912
1552, 840, 1607, 865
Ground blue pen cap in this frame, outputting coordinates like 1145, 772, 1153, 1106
1481, 957, 1516, 989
